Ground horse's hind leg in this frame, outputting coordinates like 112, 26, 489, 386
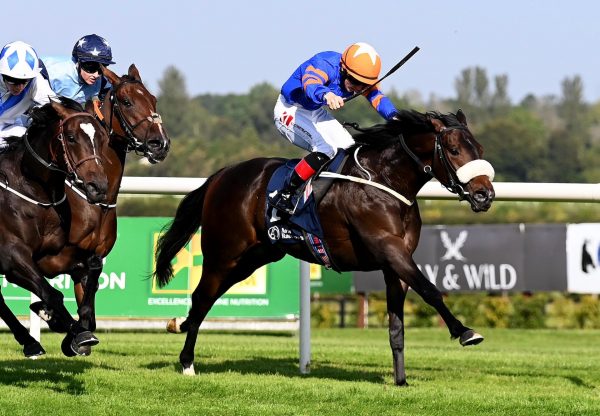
175, 245, 284, 376
383, 270, 408, 386
0, 290, 45, 358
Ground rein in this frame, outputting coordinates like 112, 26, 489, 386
337, 120, 494, 205
3, 111, 99, 207
69, 78, 165, 209
318, 147, 414, 205
398, 126, 493, 202
25, 111, 102, 186
399, 126, 468, 197
105, 79, 164, 160
0, 177, 66, 207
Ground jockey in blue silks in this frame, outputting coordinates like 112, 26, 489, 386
41, 34, 115, 105
271, 42, 398, 214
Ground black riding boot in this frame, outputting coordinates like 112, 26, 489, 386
270, 151, 330, 215
270, 170, 304, 215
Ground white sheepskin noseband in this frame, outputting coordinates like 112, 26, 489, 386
455, 159, 495, 183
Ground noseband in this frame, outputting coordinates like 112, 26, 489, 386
105, 79, 164, 161
399, 125, 493, 202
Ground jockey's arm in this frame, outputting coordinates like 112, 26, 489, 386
32, 74, 57, 106
301, 60, 336, 107
364, 87, 398, 120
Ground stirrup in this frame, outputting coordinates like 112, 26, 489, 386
270, 191, 296, 215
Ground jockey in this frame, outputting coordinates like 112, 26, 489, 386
41, 34, 115, 104
0, 41, 56, 147
271, 42, 398, 214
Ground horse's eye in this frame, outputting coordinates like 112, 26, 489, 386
449, 148, 459, 156
122, 99, 132, 107
66, 134, 76, 143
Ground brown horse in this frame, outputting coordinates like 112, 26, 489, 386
153, 109, 495, 384
0, 97, 109, 356
4, 65, 170, 357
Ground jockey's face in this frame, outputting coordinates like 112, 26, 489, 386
79, 61, 102, 85
2, 75, 30, 95
342, 72, 369, 93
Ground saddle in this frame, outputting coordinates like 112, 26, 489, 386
265, 150, 348, 269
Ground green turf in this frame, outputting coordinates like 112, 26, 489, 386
0, 328, 599, 415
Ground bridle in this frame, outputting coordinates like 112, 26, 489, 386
103, 79, 164, 163
399, 125, 491, 203
25, 111, 103, 189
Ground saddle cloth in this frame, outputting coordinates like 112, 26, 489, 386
265, 151, 347, 269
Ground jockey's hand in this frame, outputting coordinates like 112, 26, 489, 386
324, 92, 344, 110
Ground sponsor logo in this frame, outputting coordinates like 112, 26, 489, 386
440, 230, 467, 261
268, 226, 281, 240
418, 229, 518, 291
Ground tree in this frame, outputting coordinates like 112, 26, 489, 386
478, 108, 548, 182
156, 66, 192, 137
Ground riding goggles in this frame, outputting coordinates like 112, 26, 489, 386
3, 75, 31, 86
80, 62, 103, 74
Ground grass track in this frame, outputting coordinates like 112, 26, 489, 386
0, 328, 599, 415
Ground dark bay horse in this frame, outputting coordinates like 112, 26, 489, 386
153, 109, 495, 384
3, 65, 170, 357
0, 98, 109, 356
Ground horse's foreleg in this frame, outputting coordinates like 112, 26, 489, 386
391, 256, 482, 345
383, 270, 409, 386
77, 255, 102, 332
0, 290, 45, 358
6, 255, 99, 353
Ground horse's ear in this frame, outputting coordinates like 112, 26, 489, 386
456, 109, 468, 126
128, 64, 142, 81
430, 117, 446, 133
84, 100, 95, 115
50, 100, 69, 119
102, 65, 120, 85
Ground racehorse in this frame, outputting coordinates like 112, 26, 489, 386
0, 97, 109, 356
153, 109, 495, 384
1, 65, 170, 357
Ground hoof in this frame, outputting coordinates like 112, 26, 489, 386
182, 363, 195, 376
76, 345, 92, 356
167, 317, 185, 334
460, 329, 484, 346
23, 341, 46, 359
74, 331, 100, 348
61, 335, 78, 357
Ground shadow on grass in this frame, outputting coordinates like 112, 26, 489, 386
145, 356, 386, 384
0, 358, 114, 395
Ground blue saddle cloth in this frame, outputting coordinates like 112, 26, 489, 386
265, 151, 347, 268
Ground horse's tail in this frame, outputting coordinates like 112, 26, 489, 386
153, 176, 214, 288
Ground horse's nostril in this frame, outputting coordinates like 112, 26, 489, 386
147, 139, 163, 150
474, 190, 489, 203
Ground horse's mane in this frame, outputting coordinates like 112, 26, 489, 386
349, 110, 463, 148
3, 97, 85, 151
120, 74, 137, 82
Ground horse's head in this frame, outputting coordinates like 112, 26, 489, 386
100, 64, 170, 163
422, 110, 495, 212
28, 98, 110, 203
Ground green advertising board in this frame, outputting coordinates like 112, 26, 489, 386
2, 217, 353, 320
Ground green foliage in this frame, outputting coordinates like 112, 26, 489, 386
312, 292, 600, 330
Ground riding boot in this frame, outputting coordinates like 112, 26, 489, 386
270, 170, 304, 215
270, 151, 330, 215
